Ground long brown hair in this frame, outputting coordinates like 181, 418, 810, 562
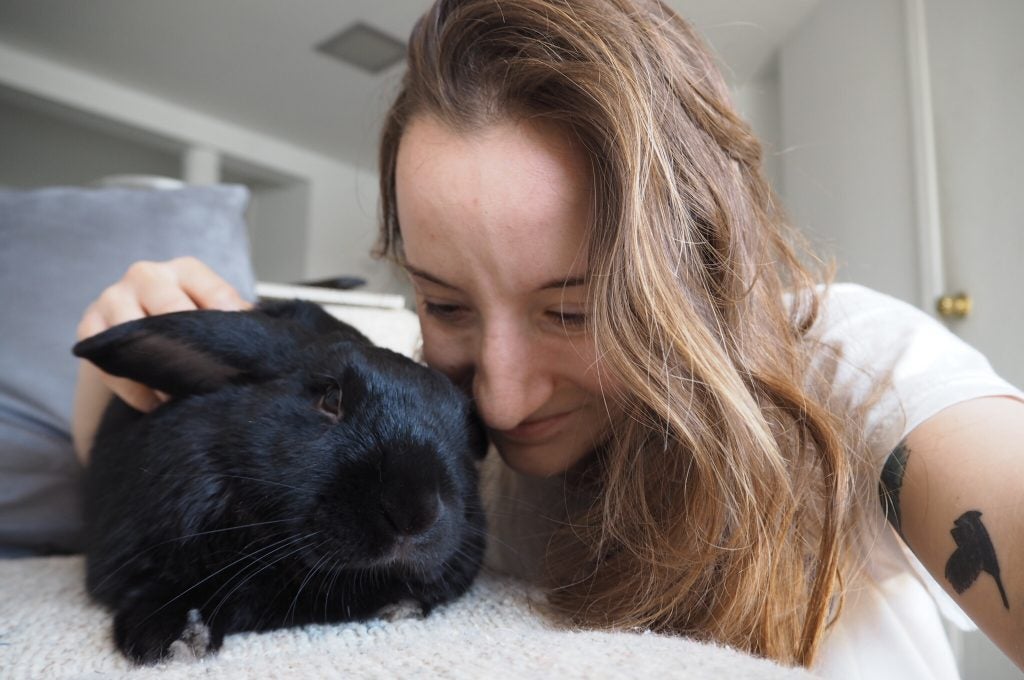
377, 0, 874, 666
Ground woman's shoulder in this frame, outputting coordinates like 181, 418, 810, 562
804, 282, 1022, 449
807, 282, 962, 365
814, 282, 931, 332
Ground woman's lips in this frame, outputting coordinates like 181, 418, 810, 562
496, 409, 578, 444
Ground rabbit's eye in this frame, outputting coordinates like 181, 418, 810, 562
318, 385, 344, 421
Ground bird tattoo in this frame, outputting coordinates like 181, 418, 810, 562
945, 510, 1009, 610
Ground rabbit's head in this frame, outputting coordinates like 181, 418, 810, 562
74, 300, 487, 581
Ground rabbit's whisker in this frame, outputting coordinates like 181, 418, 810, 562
286, 542, 332, 624
207, 532, 321, 625
187, 533, 313, 614
212, 474, 309, 493
119, 532, 306, 633
142, 469, 311, 494
87, 519, 303, 595
317, 550, 343, 620
459, 524, 524, 558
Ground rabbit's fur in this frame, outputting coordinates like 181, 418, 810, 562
73, 300, 487, 664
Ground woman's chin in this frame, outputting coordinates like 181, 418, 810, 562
491, 437, 591, 478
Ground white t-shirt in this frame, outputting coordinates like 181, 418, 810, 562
806, 284, 1023, 679
480, 283, 1024, 679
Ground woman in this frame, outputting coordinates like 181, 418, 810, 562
74, 0, 1024, 676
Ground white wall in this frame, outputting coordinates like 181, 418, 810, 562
0, 41, 401, 295
224, 174, 310, 285
778, 0, 920, 304
924, 0, 1024, 392
732, 57, 784, 198
302, 158, 408, 296
0, 94, 180, 187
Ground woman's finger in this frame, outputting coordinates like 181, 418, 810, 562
122, 260, 201, 316
169, 256, 251, 311
89, 283, 148, 333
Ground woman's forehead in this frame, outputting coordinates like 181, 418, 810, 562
396, 115, 592, 294
396, 116, 588, 209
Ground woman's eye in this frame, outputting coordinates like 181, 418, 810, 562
423, 301, 468, 321
318, 385, 344, 420
548, 310, 587, 329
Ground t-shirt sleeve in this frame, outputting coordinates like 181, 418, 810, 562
814, 283, 1024, 453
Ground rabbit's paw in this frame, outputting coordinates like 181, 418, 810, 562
114, 604, 216, 664
167, 609, 212, 661
376, 599, 426, 622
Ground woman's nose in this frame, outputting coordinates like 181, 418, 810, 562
472, 325, 550, 431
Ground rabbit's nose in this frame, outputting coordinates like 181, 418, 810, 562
381, 489, 443, 537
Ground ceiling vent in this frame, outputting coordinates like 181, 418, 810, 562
316, 22, 406, 75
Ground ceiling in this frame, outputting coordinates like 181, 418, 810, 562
0, 0, 818, 172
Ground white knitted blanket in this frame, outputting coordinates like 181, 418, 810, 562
0, 555, 815, 679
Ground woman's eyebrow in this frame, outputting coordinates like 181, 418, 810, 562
404, 264, 588, 292
404, 264, 458, 290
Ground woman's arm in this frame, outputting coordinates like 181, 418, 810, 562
71, 257, 250, 463
884, 395, 1024, 669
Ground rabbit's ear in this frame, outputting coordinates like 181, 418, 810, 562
259, 299, 371, 345
73, 310, 296, 397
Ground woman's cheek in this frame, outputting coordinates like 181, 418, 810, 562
420, 324, 472, 389
566, 334, 621, 399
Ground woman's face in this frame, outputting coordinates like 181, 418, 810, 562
395, 115, 615, 477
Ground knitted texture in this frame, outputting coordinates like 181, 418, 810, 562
0, 555, 816, 679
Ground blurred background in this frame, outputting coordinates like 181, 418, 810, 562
0, 1, 1020, 676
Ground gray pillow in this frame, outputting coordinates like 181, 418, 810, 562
0, 185, 256, 556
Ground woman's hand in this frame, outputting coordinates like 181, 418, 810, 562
73, 257, 251, 462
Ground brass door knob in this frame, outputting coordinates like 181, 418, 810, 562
936, 293, 972, 318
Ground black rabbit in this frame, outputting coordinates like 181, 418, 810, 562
72, 300, 487, 664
